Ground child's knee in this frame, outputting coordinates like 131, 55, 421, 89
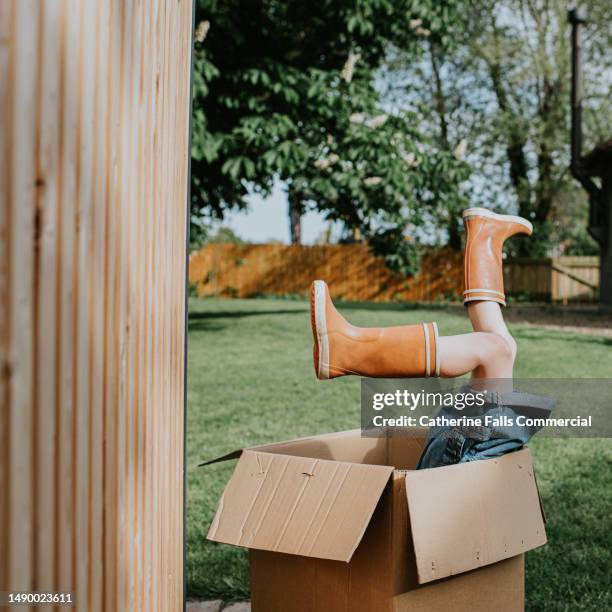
481, 332, 515, 365
502, 334, 517, 362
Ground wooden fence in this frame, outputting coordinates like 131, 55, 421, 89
189, 244, 600, 303
189, 244, 464, 302
1, 1, 192, 611
552, 256, 600, 302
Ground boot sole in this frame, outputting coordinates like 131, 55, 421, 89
462, 207, 533, 234
311, 280, 329, 380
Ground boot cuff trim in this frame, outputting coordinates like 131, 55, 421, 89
463, 295, 507, 307
463, 288, 505, 297
423, 322, 440, 377
422, 323, 431, 377
432, 322, 440, 377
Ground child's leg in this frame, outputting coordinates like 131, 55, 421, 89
460, 208, 532, 383
312, 280, 516, 380
437, 330, 514, 378
467, 301, 516, 354
466, 301, 516, 380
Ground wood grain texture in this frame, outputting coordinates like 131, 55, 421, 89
189, 245, 600, 304
0, 1, 193, 610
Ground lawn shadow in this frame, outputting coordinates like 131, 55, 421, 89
513, 328, 612, 346
189, 309, 308, 319
187, 319, 226, 333
329, 300, 462, 314
188, 308, 309, 333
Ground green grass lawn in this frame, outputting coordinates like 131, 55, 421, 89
186, 297, 612, 610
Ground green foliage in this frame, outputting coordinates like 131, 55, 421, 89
191, 0, 468, 272
385, 0, 612, 256
206, 226, 246, 245
562, 228, 599, 256
189, 222, 246, 251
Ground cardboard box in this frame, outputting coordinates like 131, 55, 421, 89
203, 429, 547, 611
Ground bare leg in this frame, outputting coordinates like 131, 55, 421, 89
467, 302, 516, 356
468, 302, 516, 375
437, 332, 514, 379
310, 279, 516, 381
460, 207, 530, 383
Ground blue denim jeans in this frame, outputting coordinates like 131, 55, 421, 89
417, 388, 555, 469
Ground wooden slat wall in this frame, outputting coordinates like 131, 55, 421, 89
551, 256, 600, 302
504, 258, 553, 299
188, 244, 465, 303
0, 1, 193, 611
189, 245, 601, 303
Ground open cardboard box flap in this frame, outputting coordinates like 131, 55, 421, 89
207, 449, 394, 562
198, 428, 386, 467
405, 447, 547, 584
203, 430, 547, 581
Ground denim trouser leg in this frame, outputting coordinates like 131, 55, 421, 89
416, 388, 554, 470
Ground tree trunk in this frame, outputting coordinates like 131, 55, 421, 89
430, 43, 450, 147
431, 42, 463, 251
448, 217, 462, 250
288, 190, 302, 245
599, 173, 612, 310
488, 63, 532, 219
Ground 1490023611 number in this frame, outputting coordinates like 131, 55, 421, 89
1, 592, 74, 606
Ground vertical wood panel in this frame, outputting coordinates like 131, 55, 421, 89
0, 1, 193, 610
9, 6, 38, 608
89, 1, 110, 608
34, 3, 60, 610
0, 0, 13, 597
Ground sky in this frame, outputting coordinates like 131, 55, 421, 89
217, 182, 339, 245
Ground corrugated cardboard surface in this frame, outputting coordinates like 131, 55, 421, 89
390, 474, 418, 596
250, 551, 350, 612
206, 430, 545, 611
201, 428, 429, 468
387, 436, 425, 470
254, 429, 390, 464
405, 448, 546, 584
208, 450, 394, 561
392, 555, 525, 612
249, 498, 526, 612
250, 477, 395, 612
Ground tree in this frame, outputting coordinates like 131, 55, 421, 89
191, 0, 469, 272
384, 0, 612, 256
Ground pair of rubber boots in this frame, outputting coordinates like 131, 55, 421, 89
311, 208, 532, 380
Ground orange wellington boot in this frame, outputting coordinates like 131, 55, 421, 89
462, 208, 532, 307
310, 280, 439, 380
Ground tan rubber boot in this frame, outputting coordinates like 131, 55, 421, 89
310, 280, 439, 380
462, 208, 532, 306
